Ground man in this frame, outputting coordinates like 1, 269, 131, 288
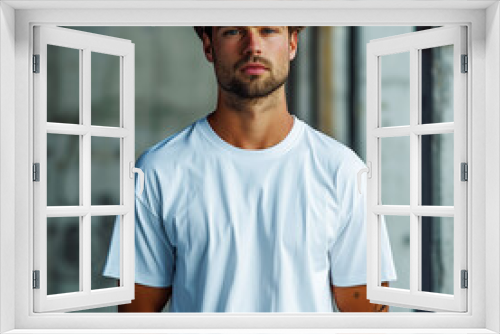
104, 26, 396, 312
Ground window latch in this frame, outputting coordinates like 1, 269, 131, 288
357, 161, 372, 194
130, 162, 145, 195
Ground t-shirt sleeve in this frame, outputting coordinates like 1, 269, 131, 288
103, 166, 175, 288
328, 153, 397, 287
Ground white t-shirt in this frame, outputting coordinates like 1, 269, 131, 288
103, 115, 396, 312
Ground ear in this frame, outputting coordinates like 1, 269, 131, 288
288, 30, 299, 61
202, 32, 214, 63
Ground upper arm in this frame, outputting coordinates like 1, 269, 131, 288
329, 157, 369, 286
118, 283, 172, 312
329, 154, 397, 287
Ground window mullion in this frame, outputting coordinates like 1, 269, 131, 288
81, 48, 92, 294
410, 47, 420, 294
365, 44, 379, 292
122, 50, 135, 289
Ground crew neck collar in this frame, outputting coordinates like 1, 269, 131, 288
198, 115, 304, 158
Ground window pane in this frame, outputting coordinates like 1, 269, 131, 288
421, 133, 454, 206
92, 52, 120, 127
47, 217, 80, 295
47, 45, 80, 124
47, 134, 80, 206
381, 136, 410, 205
380, 52, 410, 127
91, 216, 120, 290
421, 217, 454, 294
421, 45, 454, 124
91, 137, 120, 206
380, 215, 410, 291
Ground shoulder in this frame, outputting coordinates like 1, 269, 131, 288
300, 121, 365, 172
136, 118, 204, 172
133, 118, 205, 211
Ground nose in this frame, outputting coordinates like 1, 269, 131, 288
242, 29, 262, 56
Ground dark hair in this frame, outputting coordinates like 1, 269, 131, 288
193, 26, 305, 41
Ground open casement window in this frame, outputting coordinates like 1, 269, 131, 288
33, 26, 139, 312
365, 26, 467, 312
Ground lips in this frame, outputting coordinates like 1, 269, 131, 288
240, 63, 268, 75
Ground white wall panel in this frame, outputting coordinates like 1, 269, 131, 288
0, 2, 16, 333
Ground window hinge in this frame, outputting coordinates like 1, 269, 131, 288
461, 162, 468, 181
33, 54, 40, 73
461, 270, 468, 289
33, 163, 40, 182
33, 270, 40, 289
461, 54, 468, 73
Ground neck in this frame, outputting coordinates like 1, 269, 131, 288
207, 86, 294, 150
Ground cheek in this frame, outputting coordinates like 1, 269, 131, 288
273, 46, 291, 71
272, 43, 292, 63
216, 48, 239, 68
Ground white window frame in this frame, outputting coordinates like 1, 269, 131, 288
32, 25, 136, 313
1, 1, 499, 333
366, 26, 468, 312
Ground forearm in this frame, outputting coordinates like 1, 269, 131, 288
332, 282, 389, 312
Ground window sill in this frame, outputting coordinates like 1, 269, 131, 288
3, 329, 498, 334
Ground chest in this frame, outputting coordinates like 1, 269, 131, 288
166, 157, 342, 259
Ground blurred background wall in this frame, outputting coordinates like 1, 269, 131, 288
45, 26, 453, 313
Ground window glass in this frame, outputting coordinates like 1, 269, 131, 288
421, 133, 454, 206
91, 216, 120, 290
47, 217, 80, 295
381, 215, 410, 291
91, 137, 121, 206
421, 216, 454, 295
421, 45, 454, 124
92, 52, 120, 127
380, 52, 410, 127
381, 136, 410, 205
47, 45, 80, 124
47, 134, 80, 206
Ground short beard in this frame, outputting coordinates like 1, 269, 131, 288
218, 73, 287, 99
214, 51, 289, 99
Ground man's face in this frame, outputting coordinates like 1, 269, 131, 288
203, 27, 298, 99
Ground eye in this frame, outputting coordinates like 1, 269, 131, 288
223, 28, 240, 36
262, 27, 279, 34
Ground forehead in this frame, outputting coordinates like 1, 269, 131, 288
214, 26, 286, 31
